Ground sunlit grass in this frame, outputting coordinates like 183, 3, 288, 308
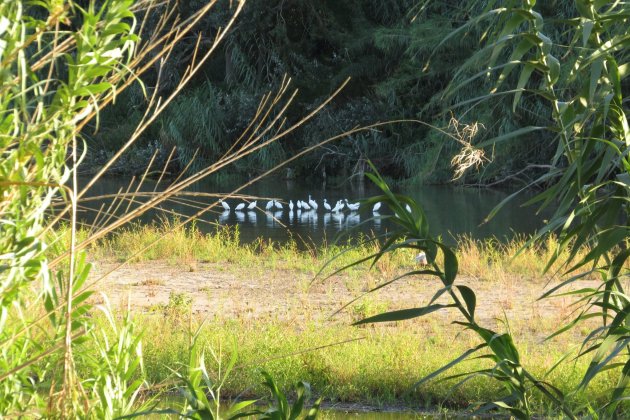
57, 220, 622, 415
54, 221, 600, 283
115, 308, 614, 414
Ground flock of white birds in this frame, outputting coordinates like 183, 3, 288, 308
217, 195, 427, 265
219, 195, 386, 214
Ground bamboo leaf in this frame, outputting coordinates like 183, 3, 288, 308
456, 285, 476, 319
353, 304, 455, 325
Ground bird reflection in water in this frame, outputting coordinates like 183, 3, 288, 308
323, 213, 331, 228
332, 212, 344, 229
372, 212, 381, 228
219, 210, 230, 224
247, 211, 256, 224
235, 211, 245, 223
265, 211, 274, 227
346, 212, 360, 226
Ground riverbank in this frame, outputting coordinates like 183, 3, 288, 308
80, 223, 612, 415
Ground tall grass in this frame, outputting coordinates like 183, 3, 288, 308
56, 221, 597, 283
90, 307, 614, 415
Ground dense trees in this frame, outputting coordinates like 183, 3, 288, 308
89, 0, 560, 185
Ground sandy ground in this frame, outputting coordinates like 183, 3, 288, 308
90, 260, 596, 335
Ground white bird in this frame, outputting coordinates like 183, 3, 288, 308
275, 200, 283, 210
297, 200, 302, 209
415, 251, 428, 266
372, 202, 381, 213
345, 199, 360, 211
332, 200, 343, 213
323, 199, 332, 212
302, 201, 311, 211
220, 200, 230, 211
265, 200, 274, 211
247, 201, 257, 210
235, 203, 245, 211
308, 195, 318, 210
289, 200, 294, 211
405, 204, 412, 213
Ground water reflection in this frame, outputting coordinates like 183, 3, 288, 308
373, 213, 381, 228
235, 211, 245, 223
219, 210, 230, 224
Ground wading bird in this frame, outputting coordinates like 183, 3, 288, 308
372, 202, 381, 213
323, 199, 332, 212
235, 203, 245, 211
247, 201, 257, 210
415, 251, 428, 266
220, 200, 230, 211
345, 199, 360, 211
308, 195, 318, 210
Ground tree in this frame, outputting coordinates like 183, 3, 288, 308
0, 0, 244, 416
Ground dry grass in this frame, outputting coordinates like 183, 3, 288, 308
52, 222, 598, 285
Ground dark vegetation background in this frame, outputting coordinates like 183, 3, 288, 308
85, 0, 563, 185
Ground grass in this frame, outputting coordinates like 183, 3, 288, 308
56, 220, 596, 283
96, 304, 614, 415
52, 221, 622, 415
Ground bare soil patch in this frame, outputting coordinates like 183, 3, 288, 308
91, 260, 594, 334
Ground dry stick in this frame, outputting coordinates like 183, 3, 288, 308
223, 76, 290, 158
74, 0, 223, 133
50, 77, 301, 265
153, 148, 177, 192
61, 133, 79, 411
98, 178, 138, 232
79, 119, 420, 294
8, 119, 422, 350
125, 148, 160, 214
0, 330, 86, 383
75, 191, 250, 202
74, 1, 243, 203
87, 202, 107, 235
91, 187, 126, 233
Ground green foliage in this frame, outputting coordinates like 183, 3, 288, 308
441, 1, 629, 416
160, 326, 320, 419
327, 0, 628, 416
173, 326, 259, 419
325, 165, 577, 418
259, 370, 321, 420
0, 0, 140, 416
90, 0, 551, 184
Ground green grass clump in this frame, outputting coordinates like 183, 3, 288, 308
129, 311, 613, 414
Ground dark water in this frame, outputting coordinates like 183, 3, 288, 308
78, 176, 549, 246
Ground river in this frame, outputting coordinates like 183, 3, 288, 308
79, 176, 549, 246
